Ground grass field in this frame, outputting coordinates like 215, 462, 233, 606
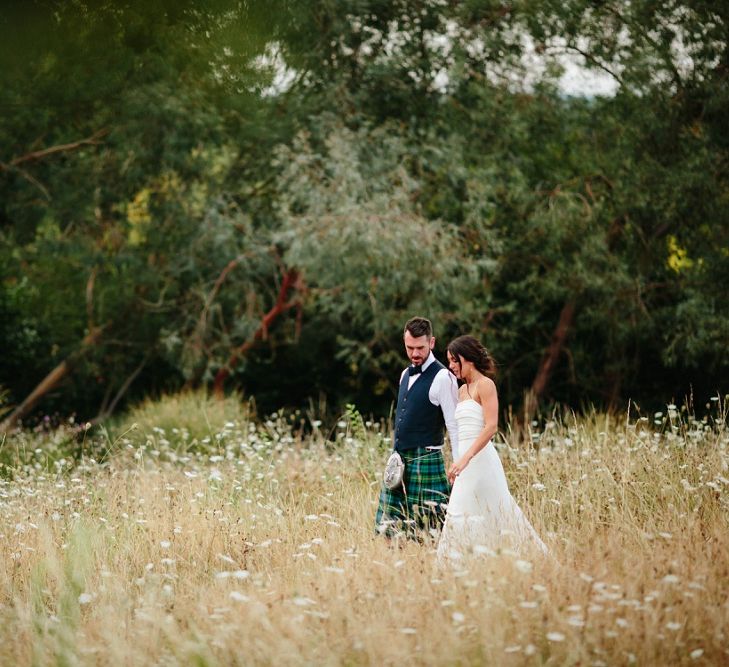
1, 392, 727, 666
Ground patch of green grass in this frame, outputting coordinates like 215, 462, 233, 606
108, 390, 253, 448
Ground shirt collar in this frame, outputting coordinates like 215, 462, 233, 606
420, 351, 436, 372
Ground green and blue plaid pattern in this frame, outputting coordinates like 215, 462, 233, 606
375, 447, 450, 540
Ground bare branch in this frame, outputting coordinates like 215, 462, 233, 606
94, 354, 150, 423
0, 160, 51, 199
8, 129, 108, 167
549, 44, 624, 86
0, 325, 107, 432
86, 267, 99, 330
213, 267, 302, 398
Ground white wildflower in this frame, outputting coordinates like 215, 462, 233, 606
292, 597, 316, 607
515, 559, 532, 573
546, 631, 565, 642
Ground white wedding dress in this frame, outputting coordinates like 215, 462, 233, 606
437, 399, 547, 562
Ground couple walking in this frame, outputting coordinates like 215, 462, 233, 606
375, 317, 547, 561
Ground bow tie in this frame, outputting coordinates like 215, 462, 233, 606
408, 365, 423, 376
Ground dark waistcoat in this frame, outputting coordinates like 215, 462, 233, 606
393, 359, 446, 451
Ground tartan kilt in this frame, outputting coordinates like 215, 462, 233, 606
375, 447, 451, 540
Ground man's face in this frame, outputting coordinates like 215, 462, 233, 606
404, 330, 435, 366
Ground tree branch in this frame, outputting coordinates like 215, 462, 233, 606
0, 129, 108, 199
93, 354, 150, 423
86, 266, 98, 331
0, 325, 107, 432
192, 252, 256, 353
8, 129, 108, 167
213, 268, 303, 398
0, 160, 51, 199
523, 300, 577, 422
558, 44, 625, 87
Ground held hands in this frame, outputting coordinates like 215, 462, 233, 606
448, 454, 472, 484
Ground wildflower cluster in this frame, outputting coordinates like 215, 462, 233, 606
0, 393, 726, 665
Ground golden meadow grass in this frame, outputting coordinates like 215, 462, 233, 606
1, 393, 727, 666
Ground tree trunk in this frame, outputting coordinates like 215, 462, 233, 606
1, 326, 105, 432
524, 300, 576, 422
213, 269, 301, 398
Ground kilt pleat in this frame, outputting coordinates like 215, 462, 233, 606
375, 447, 450, 540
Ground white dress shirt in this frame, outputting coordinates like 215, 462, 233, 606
400, 352, 459, 455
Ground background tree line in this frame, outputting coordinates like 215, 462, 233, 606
1, 0, 727, 427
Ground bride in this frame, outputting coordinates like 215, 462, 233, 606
437, 335, 547, 562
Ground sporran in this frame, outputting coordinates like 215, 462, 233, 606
383, 451, 405, 490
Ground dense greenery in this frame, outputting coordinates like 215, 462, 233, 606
1, 1, 727, 423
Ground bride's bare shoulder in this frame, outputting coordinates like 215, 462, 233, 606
476, 376, 497, 398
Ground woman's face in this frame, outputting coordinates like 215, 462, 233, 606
447, 351, 463, 379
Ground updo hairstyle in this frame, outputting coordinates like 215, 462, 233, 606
447, 335, 497, 379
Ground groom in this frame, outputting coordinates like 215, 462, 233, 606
375, 316, 459, 540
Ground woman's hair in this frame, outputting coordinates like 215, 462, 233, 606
447, 335, 497, 379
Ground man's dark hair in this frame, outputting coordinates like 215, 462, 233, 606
404, 316, 433, 339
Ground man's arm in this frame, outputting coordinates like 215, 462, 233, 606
430, 369, 459, 454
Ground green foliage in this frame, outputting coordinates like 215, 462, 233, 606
112, 390, 252, 449
274, 120, 491, 387
0, 0, 726, 422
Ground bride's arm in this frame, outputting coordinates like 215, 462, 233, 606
448, 378, 499, 482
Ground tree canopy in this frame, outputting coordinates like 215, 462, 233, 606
1, 0, 727, 425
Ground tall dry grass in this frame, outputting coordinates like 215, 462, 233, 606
0, 393, 727, 665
